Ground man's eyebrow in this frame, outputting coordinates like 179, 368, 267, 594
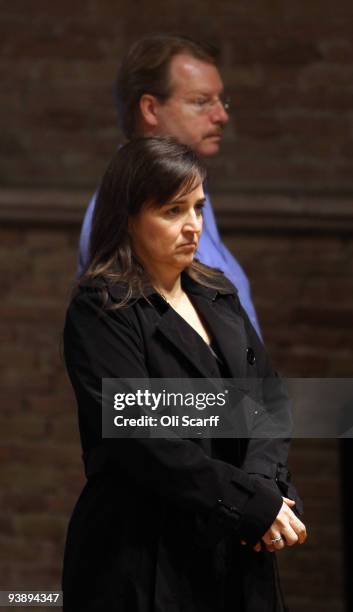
184, 88, 224, 96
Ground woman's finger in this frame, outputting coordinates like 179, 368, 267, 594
262, 501, 308, 552
281, 525, 298, 547
263, 532, 285, 550
240, 540, 262, 552
290, 518, 307, 544
282, 497, 295, 507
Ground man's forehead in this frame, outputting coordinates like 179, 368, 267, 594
168, 53, 224, 94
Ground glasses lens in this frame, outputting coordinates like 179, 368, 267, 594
222, 96, 231, 112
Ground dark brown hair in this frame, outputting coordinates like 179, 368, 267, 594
82, 137, 227, 307
115, 34, 219, 139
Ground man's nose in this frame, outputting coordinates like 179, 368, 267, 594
210, 100, 229, 125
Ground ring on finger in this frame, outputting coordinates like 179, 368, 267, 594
270, 536, 283, 544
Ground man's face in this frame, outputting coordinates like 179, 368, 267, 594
153, 54, 229, 157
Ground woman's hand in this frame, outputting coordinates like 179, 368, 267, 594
262, 497, 307, 552
242, 497, 307, 553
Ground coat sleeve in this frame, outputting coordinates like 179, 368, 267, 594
64, 289, 283, 546
236, 299, 304, 516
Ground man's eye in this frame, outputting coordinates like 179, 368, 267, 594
193, 98, 209, 107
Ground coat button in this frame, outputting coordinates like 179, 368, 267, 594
246, 347, 256, 365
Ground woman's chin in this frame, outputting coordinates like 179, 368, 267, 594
174, 245, 197, 263
176, 253, 196, 268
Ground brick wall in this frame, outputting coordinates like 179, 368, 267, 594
1, 0, 353, 193
224, 227, 353, 377
0, 223, 83, 596
1, 1, 353, 610
223, 223, 350, 612
1, 195, 351, 611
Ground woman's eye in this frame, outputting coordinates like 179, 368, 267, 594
165, 206, 180, 216
195, 203, 205, 215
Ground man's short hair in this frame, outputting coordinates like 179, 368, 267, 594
115, 34, 219, 139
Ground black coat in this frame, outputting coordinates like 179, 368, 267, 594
63, 272, 302, 612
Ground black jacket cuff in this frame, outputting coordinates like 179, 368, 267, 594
237, 478, 283, 545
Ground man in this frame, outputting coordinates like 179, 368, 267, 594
78, 34, 261, 337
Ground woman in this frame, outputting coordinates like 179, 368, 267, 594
63, 137, 306, 611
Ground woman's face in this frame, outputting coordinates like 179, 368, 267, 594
129, 182, 205, 277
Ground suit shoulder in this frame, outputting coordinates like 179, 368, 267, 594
189, 262, 238, 296
66, 280, 138, 325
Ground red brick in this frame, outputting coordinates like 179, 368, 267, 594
1, 0, 352, 606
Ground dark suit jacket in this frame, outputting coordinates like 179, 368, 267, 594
62, 271, 301, 612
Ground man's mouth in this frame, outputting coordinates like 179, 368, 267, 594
205, 132, 222, 139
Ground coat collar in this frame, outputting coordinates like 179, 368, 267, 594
95, 271, 247, 379
104, 269, 236, 303
153, 292, 248, 379
184, 287, 248, 379
153, 274, 246, 380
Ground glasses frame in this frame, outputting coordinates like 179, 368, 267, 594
153, 92, 231, 115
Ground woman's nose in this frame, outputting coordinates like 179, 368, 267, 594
183, 211, 202, 234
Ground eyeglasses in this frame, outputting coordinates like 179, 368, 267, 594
156, 93, 231, 115
180, 95, 231, 115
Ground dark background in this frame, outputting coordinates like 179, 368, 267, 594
1, 1, 353, 610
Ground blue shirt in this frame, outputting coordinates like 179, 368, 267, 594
78, 190, 262, 338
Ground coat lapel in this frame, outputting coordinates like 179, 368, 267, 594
108, 272, 249, 380
152, 274, 249, 380
155, 307, 220, 379
188, 292, 248, 380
